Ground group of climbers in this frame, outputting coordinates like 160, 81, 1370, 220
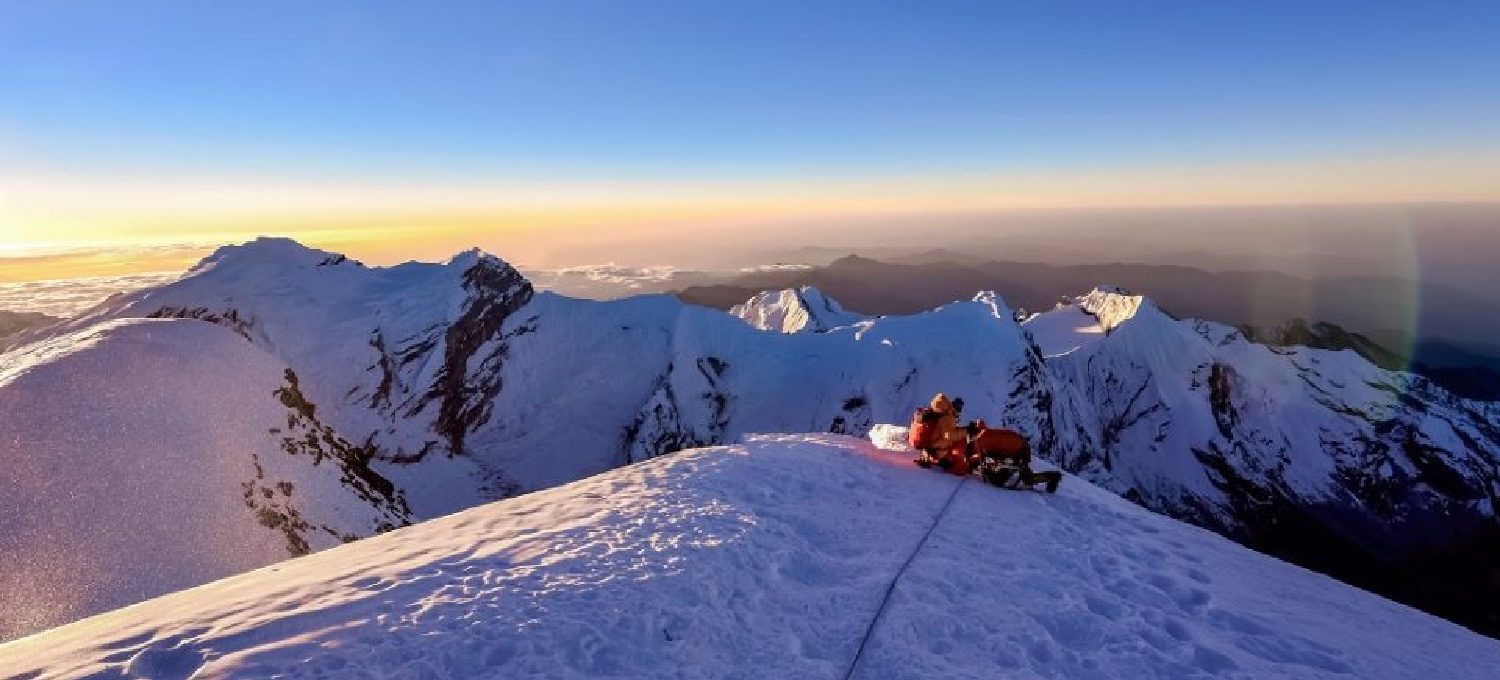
907, 393, 1061, 493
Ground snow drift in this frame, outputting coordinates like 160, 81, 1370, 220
1, 434, 1494, 680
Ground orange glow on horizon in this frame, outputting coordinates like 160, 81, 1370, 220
3, 145, 1498, 283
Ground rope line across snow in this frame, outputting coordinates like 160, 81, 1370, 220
840, 475, 968, 680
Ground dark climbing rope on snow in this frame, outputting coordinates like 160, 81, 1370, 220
840, 475, 968, 680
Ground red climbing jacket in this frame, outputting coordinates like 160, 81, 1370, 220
938, 442, 971, 476
908, 408, 941, 450
911, 404, 971, 475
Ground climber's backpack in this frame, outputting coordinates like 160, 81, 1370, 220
972, 428, 1030, 467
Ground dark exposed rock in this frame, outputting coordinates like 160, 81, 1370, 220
414, 257, 534, 454
147, 306, 254, 340
830, 394, 872, 435
366, 332, 398, 409
623, 368, 712, 463
250, 369, 411, 556
1208, 363, 1237, 438
1243, 318, 1405, 370
317, 254, 363, 267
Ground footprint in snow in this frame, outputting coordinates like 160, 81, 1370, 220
125, 643, 205, 680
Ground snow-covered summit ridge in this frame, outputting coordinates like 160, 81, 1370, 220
186, 237, 523, 284
1022, 285, 1182, 358
729, 285, 865, 333
4, 238, 1497, 639
3, 434, 1494, 680
189, 236, 352, 273
446, 246, 519, 272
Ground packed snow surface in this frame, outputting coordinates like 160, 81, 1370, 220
1021, 286, 1151, 358
3, 434, 1493, 680
1022, 303, 1106, 357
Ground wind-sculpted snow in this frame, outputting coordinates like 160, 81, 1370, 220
4, 435, 1495, 679
3, 238, 1497, 637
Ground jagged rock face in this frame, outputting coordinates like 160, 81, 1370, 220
401, 255, 535, 455
267, 369, 412, 536
146, 306, 254, 340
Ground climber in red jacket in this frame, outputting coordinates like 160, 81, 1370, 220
909, 393, 971, 475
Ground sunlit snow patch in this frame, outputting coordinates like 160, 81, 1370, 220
3, 433, 1495, 680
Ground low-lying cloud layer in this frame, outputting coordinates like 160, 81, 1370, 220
0, 263, 815, 319
0, 272, 183, 318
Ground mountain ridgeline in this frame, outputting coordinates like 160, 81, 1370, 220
678, 254, 1500, 401
1, 237, 1496, 640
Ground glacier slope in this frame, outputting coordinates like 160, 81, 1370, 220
1, 434, 1494, 680
0, 318, 411, 640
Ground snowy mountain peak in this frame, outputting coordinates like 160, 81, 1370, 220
1022, 286, 1161, 357
969, 290, 1019, 321
1077, 285, 1149, 332
446, 247, 510, 271
455, 250, 531, 293
191, 236, 344, 273
729, 286, 863, 333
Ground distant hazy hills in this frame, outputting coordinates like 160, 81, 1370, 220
676, 254, 1500, 400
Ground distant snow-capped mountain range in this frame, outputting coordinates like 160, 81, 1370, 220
2, 237, 1495, 639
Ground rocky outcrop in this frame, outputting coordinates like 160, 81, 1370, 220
415, 256, 534, 454
255, 368, 412, 555
146, 306, 254, 340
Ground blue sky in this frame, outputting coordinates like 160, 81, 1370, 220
4, 1, 1497, 178
1, 1, 1498, 263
